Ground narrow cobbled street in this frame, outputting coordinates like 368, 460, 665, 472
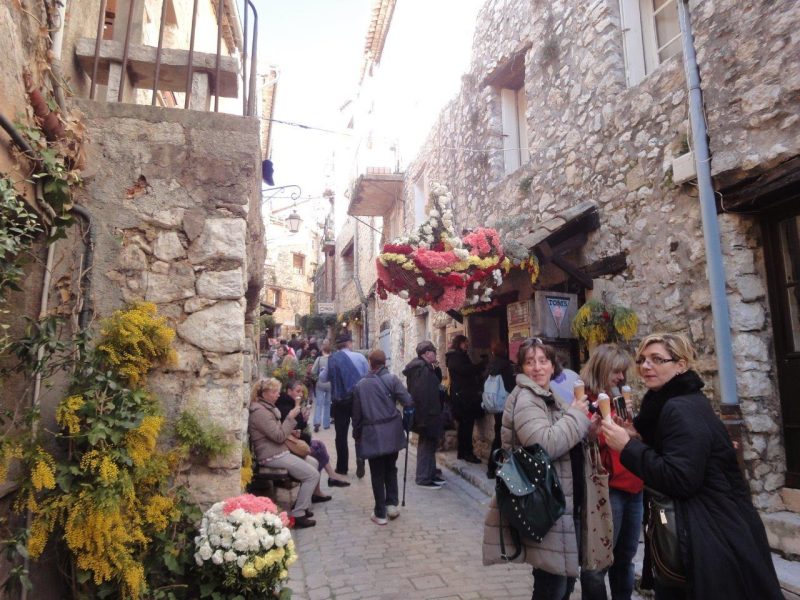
287, 428, 645, 600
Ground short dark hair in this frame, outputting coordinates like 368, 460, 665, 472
450, 334, 468, 350
368, 349, 386, 368
516, 338, 562, 378
416, 341, 436, 356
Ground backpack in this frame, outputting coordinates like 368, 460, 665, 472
482, 374, 509, 413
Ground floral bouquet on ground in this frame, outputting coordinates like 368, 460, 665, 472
194, 494, 297, 599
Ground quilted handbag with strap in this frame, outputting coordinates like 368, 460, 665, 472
493, 442, 566, 560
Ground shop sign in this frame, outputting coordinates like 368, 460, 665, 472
532, 292, 578, 338
508, 323, 532, 363
507, 300, 532, 327
317, 302, 335, 314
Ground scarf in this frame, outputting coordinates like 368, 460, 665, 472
633, 370, 705, 446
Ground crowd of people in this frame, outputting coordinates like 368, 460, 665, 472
248, 330, 782, 600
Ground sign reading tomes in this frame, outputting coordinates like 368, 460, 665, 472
375, 183, 540, 314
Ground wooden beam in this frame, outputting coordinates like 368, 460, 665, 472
552, 254, 594, 289
717, 156, 800, 212
580, 251, 628, 279
446, 309, 463, 324
75, 37, 239, 97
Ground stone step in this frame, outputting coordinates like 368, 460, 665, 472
764, 511, 800, 558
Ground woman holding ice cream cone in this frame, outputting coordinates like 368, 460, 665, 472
578, 344, 641, 600
601, 333, 781, 600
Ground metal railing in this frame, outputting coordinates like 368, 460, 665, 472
88, 0, 258, 116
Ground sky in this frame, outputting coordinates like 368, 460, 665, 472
258, 0, 483, 231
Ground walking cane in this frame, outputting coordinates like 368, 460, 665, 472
401, 428, 410, 507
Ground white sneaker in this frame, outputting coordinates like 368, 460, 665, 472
371, 513, 388, 526
386, 505, 400, 520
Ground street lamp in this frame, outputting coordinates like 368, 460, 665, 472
286, 209, 302, 233
262, 184, 304, 233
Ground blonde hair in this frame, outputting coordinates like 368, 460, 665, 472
250, 377, 282, 404
636, 333, 696, 367
580, 344, 633, 395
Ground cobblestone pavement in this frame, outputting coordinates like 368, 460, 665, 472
283, 427, 648, 600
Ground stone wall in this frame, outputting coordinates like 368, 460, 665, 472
77, 99, 264, 502
374, 0, 800, 511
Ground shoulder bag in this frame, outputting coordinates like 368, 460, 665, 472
580, 441, 614, 570
645, 485, 687, 588
492, 390, 566, 561
284, 435, 311, 458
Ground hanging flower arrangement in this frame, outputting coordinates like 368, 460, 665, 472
571, 299, 639, 346
376, 183, 540, 312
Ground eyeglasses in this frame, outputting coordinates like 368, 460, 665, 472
525, 337, 544, 344
635, 355, 676, 367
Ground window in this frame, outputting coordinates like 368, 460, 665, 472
620, 0, 682, 86
341, 240, 354, 283
272, 288, 282, 307
413, 174, 427, 227
292, 253, 305, 275
484, 47, 530, 175
500, 86, 528, 174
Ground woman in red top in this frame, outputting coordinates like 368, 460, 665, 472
580, 344, 641, 600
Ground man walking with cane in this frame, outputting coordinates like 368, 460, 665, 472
352, 349, 412, 525
403, 341, 446, 489
323, 332, 369, 479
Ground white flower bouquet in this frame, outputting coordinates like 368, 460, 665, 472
194, 494, 297, 599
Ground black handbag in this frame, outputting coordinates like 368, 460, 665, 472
493, 442, 566, 560
645, 486, 687, 588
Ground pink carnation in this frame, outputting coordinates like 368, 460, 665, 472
279, 511, 290, 526
222, 493, 277, 515
431, 285, 467, 312
413, 247, 458, 270
463, 227, 503, 256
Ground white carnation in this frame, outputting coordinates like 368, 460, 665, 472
211, 549, 224, 565
195, 554, 203, 566
417, 277, 426, 286
198, 543, 213, 561
236, 555, 247, 568
223, 549, 238, 563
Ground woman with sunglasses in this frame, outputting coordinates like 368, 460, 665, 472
601, 333, 781, 600
483, 338, 590, 599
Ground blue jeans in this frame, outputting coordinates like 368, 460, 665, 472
580, 489, 644, 600
313, 386, 331, 429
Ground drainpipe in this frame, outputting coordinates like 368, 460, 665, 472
677, 1, 743, 464
352, 217, 369, 348
49, 0, 68, 110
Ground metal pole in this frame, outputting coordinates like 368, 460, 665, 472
151, 0, 168, 105
677, 3, 739, 406
90, 0, 109, 100
117, 0, 138, 102
214, 0, 224, 112
184, 0, 199, 109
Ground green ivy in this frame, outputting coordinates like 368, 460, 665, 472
174, 411, 232, 462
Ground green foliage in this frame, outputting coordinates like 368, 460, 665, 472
4, 305, 201, 599
296, 313, 335, 335
174, 411, 232, 462
14, 115, 84, 242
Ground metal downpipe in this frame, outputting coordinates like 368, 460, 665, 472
677, 0, 744, 464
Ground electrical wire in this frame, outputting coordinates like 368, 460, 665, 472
268, 118, 351, 136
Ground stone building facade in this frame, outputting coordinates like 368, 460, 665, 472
263, 216, 320, 339
1, 0, 263, 505
344, 0, 800, 554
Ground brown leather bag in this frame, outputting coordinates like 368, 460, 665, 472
284, 435, 311, 458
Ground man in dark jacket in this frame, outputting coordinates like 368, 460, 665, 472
403, 341, 446, 489
353, 349, 412, 524
445, 334, 482, 464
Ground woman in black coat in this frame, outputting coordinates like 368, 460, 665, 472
602, 333, 782, 600
445, 334, 483, 463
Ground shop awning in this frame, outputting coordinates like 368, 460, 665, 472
520, 201, 601, 289
348, 172, 404, 217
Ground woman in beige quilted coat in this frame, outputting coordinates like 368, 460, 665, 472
482, 338, 590, 600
